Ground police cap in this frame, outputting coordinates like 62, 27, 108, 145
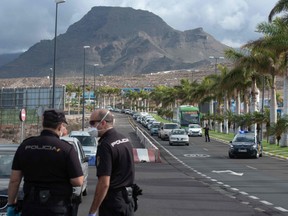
43, 109, 68, 124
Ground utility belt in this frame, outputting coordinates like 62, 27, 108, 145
25, 187, 71, 205
108, 186, 133, 204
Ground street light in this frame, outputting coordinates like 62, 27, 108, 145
82, 45, 90, 131
49, 68, 53, 86
52, 0, 65, 108
209, 56, 224, 74
93, 64, 99, 110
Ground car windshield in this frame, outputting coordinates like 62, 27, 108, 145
173, 130, 185, 135
189, 125, 200, 128
152, 124, 160, 128
233, 134, 255, 142
72, 136, 96, 146
0, 153, 14, 177
164, 124, 178, 129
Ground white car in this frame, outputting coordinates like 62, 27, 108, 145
187, 124, 202, 137
69, 131, 98, 165
60, 137, 89, 199
169, 129, 189, 146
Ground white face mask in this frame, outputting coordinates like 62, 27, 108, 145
88, 127, 98, 138
88, 111, 110, 138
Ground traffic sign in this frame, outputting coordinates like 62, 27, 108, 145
19, 108, 26, 122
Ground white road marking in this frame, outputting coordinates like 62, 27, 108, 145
275, 207, 288, 212
249, 196, 259, 200
261, 200, 273, 206
246, 165, 257, 170
212, 170, 243, 176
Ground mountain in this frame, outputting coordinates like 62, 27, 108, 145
0, 6, 229, 78
0, 53, 22, 67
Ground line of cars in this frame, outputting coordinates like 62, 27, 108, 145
131, 111, 263, 159
132, 112, 202, 146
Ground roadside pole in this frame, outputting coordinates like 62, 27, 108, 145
19, 108, 26, 143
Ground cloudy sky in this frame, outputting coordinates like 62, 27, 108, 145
0, 0, 279, 54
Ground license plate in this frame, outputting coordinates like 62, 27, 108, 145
238, 149, 247, 152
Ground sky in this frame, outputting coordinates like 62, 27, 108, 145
0, 0, 279, 55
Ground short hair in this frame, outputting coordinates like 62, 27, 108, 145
42, 109, 67, 129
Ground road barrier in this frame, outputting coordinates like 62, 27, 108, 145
134, 127, 161, 163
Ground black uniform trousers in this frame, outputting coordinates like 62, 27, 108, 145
99, 188, 134, 216
22, 193, 72, 216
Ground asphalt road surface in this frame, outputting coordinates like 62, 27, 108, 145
78, 113, 288, 216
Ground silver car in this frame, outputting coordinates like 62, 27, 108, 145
169, 129, 189, 146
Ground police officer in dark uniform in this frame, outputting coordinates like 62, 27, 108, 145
7, 109, 84, 216
88, 109, 135, 216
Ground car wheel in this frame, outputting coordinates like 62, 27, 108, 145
186, 143, 189, 146
228, 152, 234, 159
254, 151, 260, 159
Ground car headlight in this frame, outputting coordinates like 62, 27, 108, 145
252, 144, 257, 149
229, 144, 234, 148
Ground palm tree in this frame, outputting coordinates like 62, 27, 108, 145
74, 85, 82, 115
65, 83, 75, 115
269, 116, 288, 145
269, 2, 288, 146
249, 18, 287, 144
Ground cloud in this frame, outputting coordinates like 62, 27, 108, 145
0, 0, 279, 54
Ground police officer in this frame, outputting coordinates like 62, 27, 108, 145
7, 108, 84, 216
88, 109, 135, 216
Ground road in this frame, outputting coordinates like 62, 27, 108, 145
78, 113, 288, 216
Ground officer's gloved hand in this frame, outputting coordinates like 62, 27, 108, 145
7, 205, 16, 216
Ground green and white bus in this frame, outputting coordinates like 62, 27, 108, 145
173, 105, 200, 128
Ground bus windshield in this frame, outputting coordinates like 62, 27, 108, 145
181, 112, 199, 125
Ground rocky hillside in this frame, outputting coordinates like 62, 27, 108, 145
0, 6, 229, 78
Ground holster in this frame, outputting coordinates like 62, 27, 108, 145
122, 187, 133, 204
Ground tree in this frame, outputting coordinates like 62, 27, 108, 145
269, 1, 288, 146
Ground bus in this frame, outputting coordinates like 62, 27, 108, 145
173, 105, 200, 128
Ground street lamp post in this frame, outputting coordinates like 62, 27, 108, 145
49, 68, 53, 86
93, 64, 99, 111
52, 0, 65, 108
209, 56, 224, 74
82, 46, 90, 131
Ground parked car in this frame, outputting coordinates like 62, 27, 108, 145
169, 129, 189, 146
60, 136, 89, 199
228, 131, 263, 159
69, 131, 98, 165
0, 144, 23, 215
150, 122, 160, 136
187, 124, 202, 137
158, 123, 180, 140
